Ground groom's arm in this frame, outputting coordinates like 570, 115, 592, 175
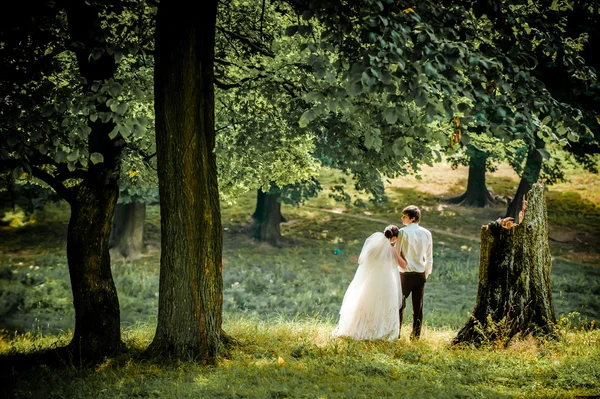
424, 232, 433, 279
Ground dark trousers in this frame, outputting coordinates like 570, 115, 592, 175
399, 272, 426, 339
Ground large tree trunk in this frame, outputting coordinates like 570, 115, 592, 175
506, 140, 544, 220
447, 146, 495, 207
66, 184, 122, 359
61, 0, 123, 361
251, 189, 286, 246
110, 201, 147, 258
147, 0, 222, 363
454, 183, 555, 345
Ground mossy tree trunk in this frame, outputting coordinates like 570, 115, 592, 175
455, 183, 555, 345
147, 0, 223, 363
506, 139, 545, 220
447, 145, 495, 207
251, 188, 286, 246
110, 201, 147, 258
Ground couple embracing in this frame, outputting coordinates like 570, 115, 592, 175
332, 205, 433, 341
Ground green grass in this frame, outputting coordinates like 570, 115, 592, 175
2, 318, 599, 398
1, 163, 599, 398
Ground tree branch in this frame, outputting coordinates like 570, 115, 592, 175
29, 165, 74, 201
214, 74, 267, 90
216, 26, 275, 58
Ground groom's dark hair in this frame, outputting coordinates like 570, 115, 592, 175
384, 225, 399, 239
402, 205, 421, 223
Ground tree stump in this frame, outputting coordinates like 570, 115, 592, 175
454, 183, 555, 345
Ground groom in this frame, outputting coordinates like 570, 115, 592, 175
397, 205, 433, 340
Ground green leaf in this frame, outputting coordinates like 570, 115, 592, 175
384, 107, 398, 124
301, 10, 313, 20
392, 139, 405, 156
90, 113, 98, 122
55, 150, 66, 163
90, 152, 104, 164
460, 133, 470, 145
127, 43, 139, 55
12, 167, 24, 180
108, 125, 119, 139
67, 149, 79, 162
116, 103, 128, 115
541, 115, 552, 125
285, 25, 299, 36
424, 62, 437, 76
349, 81, 363, 96
90, 48, 103, 61
314, 66, 326, 80
108, 82, 122, 97
537, 148, 550, 160
41, 104, 54, 117
415, 92, 428, 107
361, 71, 375, 87
381, 70, 393, 85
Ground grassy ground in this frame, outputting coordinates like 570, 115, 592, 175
0, 163, 599, 398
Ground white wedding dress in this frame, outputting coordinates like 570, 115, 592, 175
332, 232, 402, 341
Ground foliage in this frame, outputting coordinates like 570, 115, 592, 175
0, 1, 156, 192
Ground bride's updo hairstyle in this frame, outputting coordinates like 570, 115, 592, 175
383, 225, 399, 239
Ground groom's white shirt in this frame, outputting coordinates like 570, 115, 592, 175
398, 223, 433, 278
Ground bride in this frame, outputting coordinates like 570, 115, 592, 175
332, 225, 406, 341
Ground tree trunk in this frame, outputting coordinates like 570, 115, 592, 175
251, 189, 286, 246
110, 201, 147, 258
147, 0, 222, 363
506, 140, 544, 220
61, 0, 123, 362
66, 184, 122, 359
447, 146, 495, 207
454, 183, 555, 345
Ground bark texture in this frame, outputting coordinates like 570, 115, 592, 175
455, 183, 555, 345
447, 147, 495, 207
110, 201, 147, 258
66, 184, 122, 359
251, 189, 286, 246
147, 0, 222, 363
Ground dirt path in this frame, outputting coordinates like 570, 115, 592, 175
303, 206, 481, 242
303, 206, 595, 265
